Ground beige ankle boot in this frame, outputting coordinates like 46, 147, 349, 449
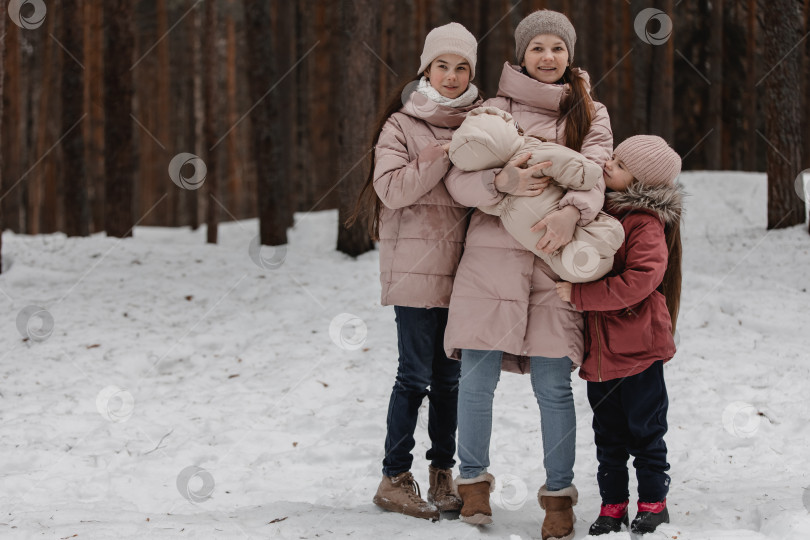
427, 466, 462, 512
538, 484, 578, 540
373, 472, 440, 521
455, 472, 495, 525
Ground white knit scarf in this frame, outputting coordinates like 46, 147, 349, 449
416, 76, 479, 108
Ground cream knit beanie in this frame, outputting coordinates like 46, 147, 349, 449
515, 10, 576, 65
417, 22, 477, 79
613, 135, 682, 186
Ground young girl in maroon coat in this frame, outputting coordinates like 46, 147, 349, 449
555, 135, 683, 536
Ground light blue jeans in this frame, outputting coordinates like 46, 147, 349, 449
457, 349, 576, 491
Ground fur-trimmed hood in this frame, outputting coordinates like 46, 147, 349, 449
606, 181, 685, 225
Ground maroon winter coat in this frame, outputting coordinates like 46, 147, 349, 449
570, 182, 683, 382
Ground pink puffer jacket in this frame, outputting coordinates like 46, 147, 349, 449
443, 63, 613, 370
374, 91, 483, 308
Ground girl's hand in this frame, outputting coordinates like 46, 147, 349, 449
531, 205, 580, 254
494, 154, 552, 196
442, 143, 451, 153
555, 281, 573, 303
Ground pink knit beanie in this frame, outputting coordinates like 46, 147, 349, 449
613, 135, 682, 186
417, 22, 478, 79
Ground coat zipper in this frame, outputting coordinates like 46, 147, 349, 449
595, 312, 603, 382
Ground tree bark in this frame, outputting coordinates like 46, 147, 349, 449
706, 0, 723, 169
243, 1, 288, 245
104, 0, 135, 237
2, 16, 22, 233
41, 11, 61, 234
617, 0, 634, 145
336, 0, 380, 256
802, 0, 810, 232
204, 0, 219, 244
225, 0, 242, 217
272, 1, 296, 221
85, 0, 105, 232
631, 0, 651, 135
745, 0, 757, 171
29, 13, 55, 234
0, 0, 5, 272
62, 0, 89, 236
764, 1, 804, 229
649, 0, 674, 143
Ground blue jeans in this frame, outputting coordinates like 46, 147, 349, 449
457, 349, 576, 491
382, 306, 461, 477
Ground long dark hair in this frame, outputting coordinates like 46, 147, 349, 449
558, 66, 594, 153
661, 221, 682, 335
343, 77, 421, 240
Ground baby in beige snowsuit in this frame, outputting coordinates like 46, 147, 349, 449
449, 106, 624, 283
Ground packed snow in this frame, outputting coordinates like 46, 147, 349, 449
1, 171, 809, 539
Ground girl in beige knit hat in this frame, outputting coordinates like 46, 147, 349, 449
346, 22, 482, 522
556, 135, 684, 536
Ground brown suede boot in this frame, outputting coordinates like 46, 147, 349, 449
428, 466, 462, 512
373, 472, 440, 521
455, 473, 495, 525
538, 484, 578, 540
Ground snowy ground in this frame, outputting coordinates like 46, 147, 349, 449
1, 171, 810, 540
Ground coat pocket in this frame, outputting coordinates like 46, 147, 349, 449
602, 300, 653, 355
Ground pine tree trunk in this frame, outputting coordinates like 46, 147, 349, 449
649, 0, 674, 143
156, 0, 171, 226
204, 0, 219, 244
271, 2, 296, 222
631, 0, 651, 134
764, 2, 804, 229
745, 0, 757, 171
802, 0, 810, 232
706, 0, 723, 169
104, 0, 135, 237
85, 0, 105, 233
30, 15, 54, 234
618, 0, 634, 145
589, 0, 606, 86
225, 0, 242, 217
2, 17, 22, 233
0, 1, 5, 273
41, 11, 61, 234
62, 0, 89, 236
189, 3, 202, 230
480, 0, 513, 98
336, 0, 379, 256
243, 1, 288, 245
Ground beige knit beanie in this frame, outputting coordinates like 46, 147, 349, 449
515, 9, 576, 65
417, 22, 478, 79
613, 135, 682, 186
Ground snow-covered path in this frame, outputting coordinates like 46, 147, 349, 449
1, 172, 809, 539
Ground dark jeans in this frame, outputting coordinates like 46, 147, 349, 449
587, 360, 670, 504
382, 306, 461, 477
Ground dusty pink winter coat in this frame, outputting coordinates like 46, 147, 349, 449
443, 63, 613, 369
374, 91, 483, 308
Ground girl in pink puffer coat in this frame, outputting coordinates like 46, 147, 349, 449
346, 22, 483, 522
444, 10, 613, 540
